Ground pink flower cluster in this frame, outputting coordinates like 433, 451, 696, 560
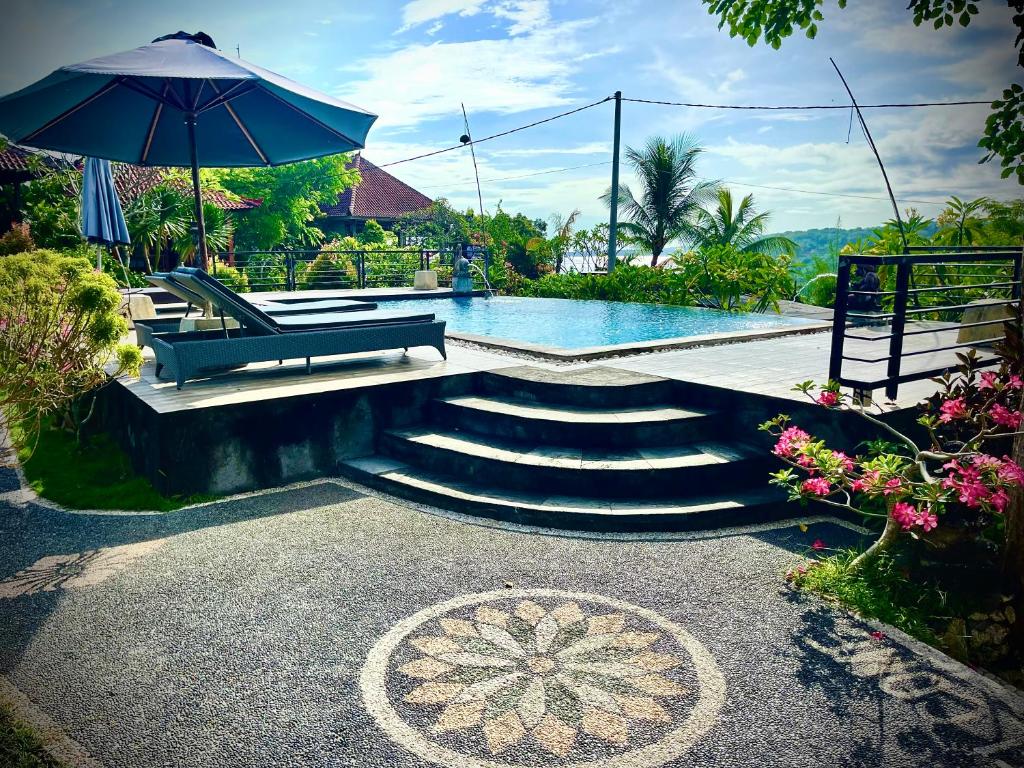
773, 426, 810, 458
942, 455, 1024, 514
891, 501, 938, 532
989, 403, 1023, 429
979, 371, 1023, 391
802, 477, 831, 496
816, 390, 840, 407
939, 397, 968, 423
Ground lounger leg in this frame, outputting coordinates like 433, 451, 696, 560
306, 357, 311, 374
155, 363, 164, 377
437, 343, 447, 360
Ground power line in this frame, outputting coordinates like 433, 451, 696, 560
377, 97, 613, 168
623, 97, 993, 109
712, 177, 942, 205
375, 93, 993, 170
417, 160, 612, 191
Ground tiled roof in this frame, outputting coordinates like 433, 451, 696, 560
0, 144, 60, 176
321, 155, 432, 219
112, 165, 261, 211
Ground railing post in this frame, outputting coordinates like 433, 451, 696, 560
1013, 247, 1022, 302
828, 256, 851, 383
286, 254, 295, 291
358, 253, 366, 289
211, 252, 218, 276
886, 260, 911, 401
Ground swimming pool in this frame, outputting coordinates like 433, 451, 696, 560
374, 296, 820, 357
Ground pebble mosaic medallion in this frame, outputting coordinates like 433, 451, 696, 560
360, 589, 725, 767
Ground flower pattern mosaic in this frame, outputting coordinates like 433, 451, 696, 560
0, 540, 165, 599
360, 589, 725, 768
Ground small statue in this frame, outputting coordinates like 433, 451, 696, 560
452, 255, 474, 295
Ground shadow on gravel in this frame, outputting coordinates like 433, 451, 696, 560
0, 482, 363, 672
788, 600, 1024, 767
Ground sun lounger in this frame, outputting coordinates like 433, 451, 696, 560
146, 273, 377, 315
135, 273, 379, 351
150, 268, 446, 389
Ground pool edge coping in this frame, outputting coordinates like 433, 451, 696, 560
446, 320, 833, 361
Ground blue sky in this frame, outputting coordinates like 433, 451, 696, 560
0, 0, 1018, 231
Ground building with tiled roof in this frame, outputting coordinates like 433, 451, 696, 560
109, 164, 261, 211
319, 155, 431, 235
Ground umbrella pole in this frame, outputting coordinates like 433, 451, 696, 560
185, 112, 209, 271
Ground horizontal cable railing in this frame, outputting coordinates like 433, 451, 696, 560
828, 247, 1022, 400
211, 248, 490, 292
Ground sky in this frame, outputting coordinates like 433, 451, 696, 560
0, 0, 1019, 232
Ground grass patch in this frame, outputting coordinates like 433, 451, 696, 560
789, 548, 955, 645
14, 418, 214, 512
0, 701, 62, 768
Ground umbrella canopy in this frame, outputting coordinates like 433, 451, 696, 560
81, 157, 129, 252
0, 31, 378, 268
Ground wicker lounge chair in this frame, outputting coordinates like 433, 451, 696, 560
134, 273, 379, 351
150, 268, 446, 389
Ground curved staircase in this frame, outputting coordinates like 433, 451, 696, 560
341, 366, 789, 532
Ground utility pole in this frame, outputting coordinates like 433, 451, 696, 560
607, 90, 622, 272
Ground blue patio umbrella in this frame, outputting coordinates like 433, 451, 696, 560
0, 31, 377, 269
81, 157, 129, 269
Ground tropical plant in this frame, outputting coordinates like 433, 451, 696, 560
0, 222, 35, 256
602, 135, 718, 267
569, 224, 609, 273
20, 159, 83, 250
702, 0, 1024, 183
0, 249, 142, 452
212, 264, 249, 293
518, 264, 693, 305
935, 197, 990, 247
675, 243, 792, 312
123, 185, 190, 273
396, 199, 471, 249
172, 202, 234, 265
526, 210, 580, 275
761, 342, 1024, 573
217, 155, 361, 250
690, 189, 797, 257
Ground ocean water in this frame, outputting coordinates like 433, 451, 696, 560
374, 296, 812, 350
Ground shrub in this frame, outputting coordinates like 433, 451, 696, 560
0, 222, 35, 256
674, 244, 792, 312
213, 264, 249, 293
0, 249, 142, 452
512, 265, 692, 305
302, 250, 358, 289
760, 321, 1024, 572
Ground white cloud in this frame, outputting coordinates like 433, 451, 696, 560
492, 0, 550, 35
342, 5, 600, 130
426, 21, 445, 36
399, 0, 488, 30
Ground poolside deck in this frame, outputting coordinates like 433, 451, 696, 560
120, 318, 979, 414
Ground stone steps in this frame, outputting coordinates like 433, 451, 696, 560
379, 427, 768, 499
430, 395, 715, 448
341, 456, 789, 532
479, 366, 678, 408
338, 365, 793, 532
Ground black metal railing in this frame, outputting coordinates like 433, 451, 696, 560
211, 247, 489, 292
828, 246, 1022, 400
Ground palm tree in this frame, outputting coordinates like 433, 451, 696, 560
602, 135, 717, 267
690, 189, 797, 256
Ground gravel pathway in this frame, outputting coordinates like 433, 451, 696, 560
0, 480, 1022, 768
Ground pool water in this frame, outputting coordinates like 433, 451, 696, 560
374, 296, 812, 350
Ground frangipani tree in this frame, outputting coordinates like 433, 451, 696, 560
760, 319, 1024, 573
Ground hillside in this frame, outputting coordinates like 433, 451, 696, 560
771, 226, 877, 264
